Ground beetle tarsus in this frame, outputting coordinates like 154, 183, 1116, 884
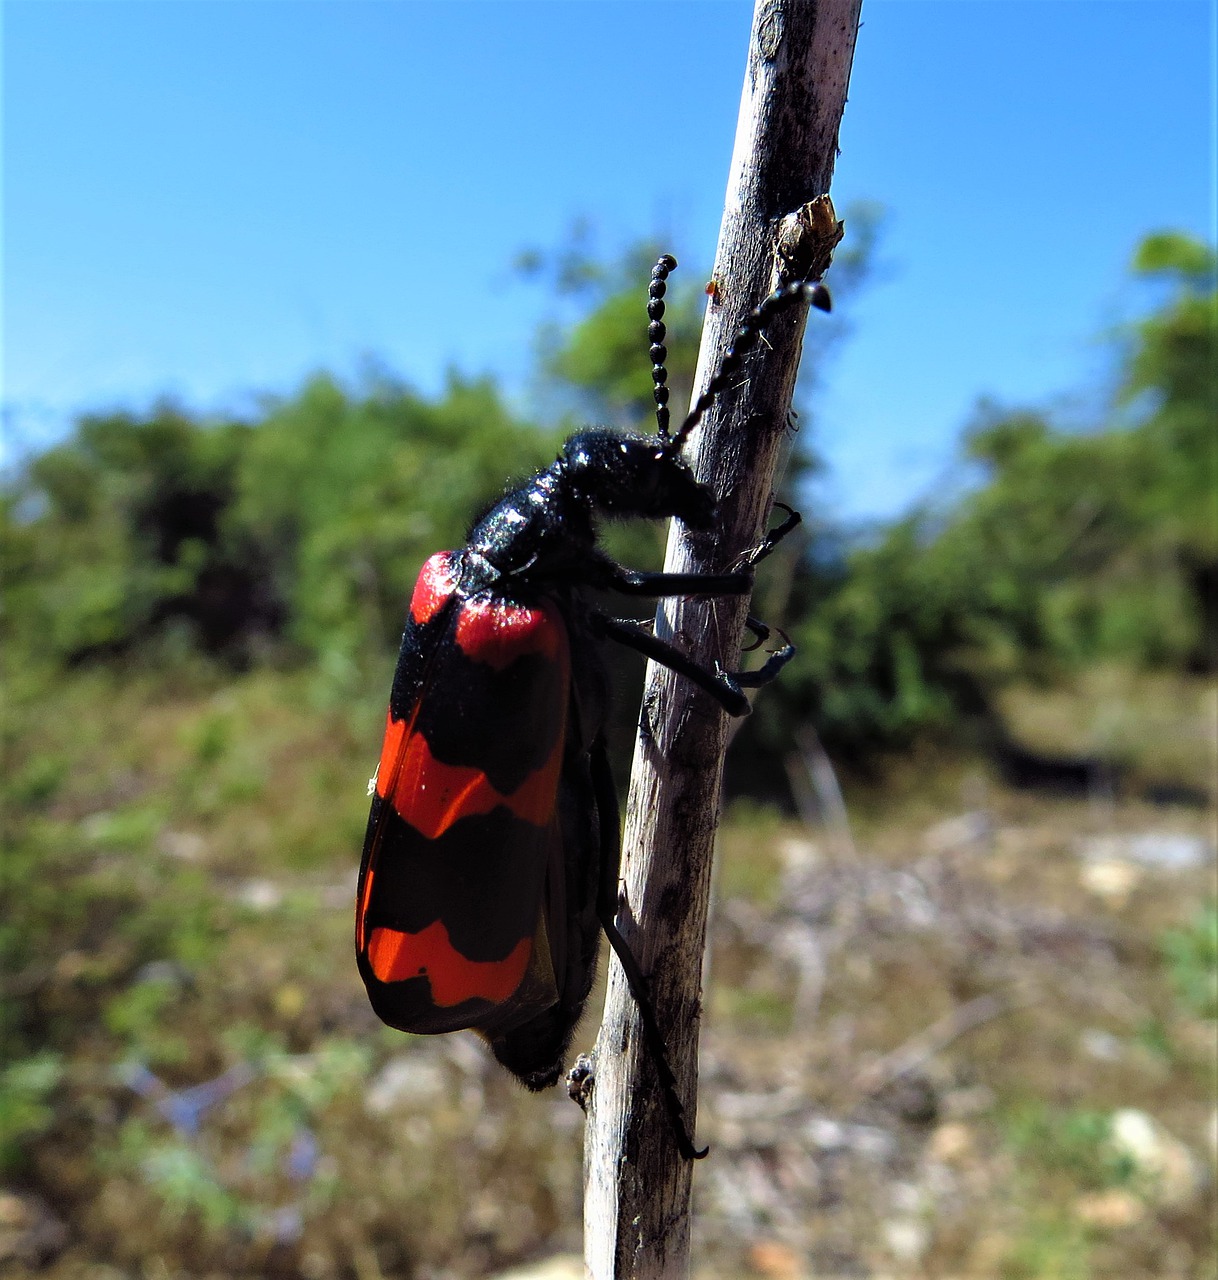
567, 1053, 596, 1113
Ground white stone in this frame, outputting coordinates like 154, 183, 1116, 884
1109, 1108, 1202, 1208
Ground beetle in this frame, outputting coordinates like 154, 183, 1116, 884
356, 257, 830, 1158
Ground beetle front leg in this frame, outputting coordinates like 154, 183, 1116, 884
731, 622, 795, 688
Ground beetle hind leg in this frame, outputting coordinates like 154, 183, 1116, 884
595, 613, 793, 717
730, 620, 795, 687
590, 740, 708, 1161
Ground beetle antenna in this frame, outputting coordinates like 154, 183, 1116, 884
648, 254, 678, 438
670, 279, 831, 451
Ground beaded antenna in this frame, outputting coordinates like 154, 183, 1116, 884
642, 253, 831, 451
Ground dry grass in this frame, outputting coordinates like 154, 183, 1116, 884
997, 665, 1218, 796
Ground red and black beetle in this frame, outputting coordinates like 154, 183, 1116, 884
356, 257, 830, 1158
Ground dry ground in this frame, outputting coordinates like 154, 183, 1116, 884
3, 666, 1214, 1278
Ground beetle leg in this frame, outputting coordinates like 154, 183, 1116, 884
596, 615, 794, 710
594, 615, 751, 715
589, 738, 708, 1162
596, 614, 793, 715
600, 563, 753, 598
729, 626, 795, 688
741, 614, 771, 652
590, 507, 800, 599
588, 739, 623, 930
732, 502, 802, 571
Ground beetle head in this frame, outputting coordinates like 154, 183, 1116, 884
562, 429, 715, 529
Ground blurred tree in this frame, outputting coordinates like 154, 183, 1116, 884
228, 371, 556, 668
1, 407, 274, 664
1, 377, 556, 671
1122, 232, 1218, 666
933, 231, 1217, 676
777, 230, 1217, 763
3, 227, 1208, 775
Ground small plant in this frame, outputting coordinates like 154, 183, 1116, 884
1001, 1206, 1093, 1280
1159, 902, 1218, 1018
1002, 1104, 1135, 1191
0, 1053, 64, 1174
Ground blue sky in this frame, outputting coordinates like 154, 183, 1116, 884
3, 0, 1214, 521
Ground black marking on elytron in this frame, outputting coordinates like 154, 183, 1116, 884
384, 590, 567, 795
409, 631, 565, 796
363, 800, 550, 963
359, 254, 829, 1160
388, 600, 459, 724
360, 961, 495, 1037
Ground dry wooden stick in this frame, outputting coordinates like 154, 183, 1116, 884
582, 3, 862, 1276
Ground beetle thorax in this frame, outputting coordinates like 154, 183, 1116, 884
465, 462, 595, 580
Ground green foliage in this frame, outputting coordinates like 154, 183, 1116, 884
115, 1124, 247, 1233
536, 240, 706, 429
230, 371, 558, 664
0, 661, 224, 1066
783, 519, 985, 757
1, 228, 1211, 770
933, 232, 1217, 675
0, 797, 223, 1066
1000, 1209, 1094, 1280
2, 374, 557, 672
1123, 235, 1218, 593
101, 1035, 366, 1241
780, 231, 1217, 756
1, 406, 262, 662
